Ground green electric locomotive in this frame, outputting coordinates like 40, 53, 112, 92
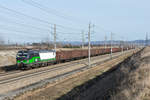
16, 50, 56, 68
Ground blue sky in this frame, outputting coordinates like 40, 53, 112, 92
0, 0, 149, 43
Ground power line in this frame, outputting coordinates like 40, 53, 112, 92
0, 16, 82, 38
0, 24, 82, 42
0, 15, 83, 35
0, 4, 89, 44
0, 20, 83, 42
0, 4, 84, 31
0, 24, 51, 36
0, 31, 46, 39
22, 0, 80, 23
56, 31, 81, 35
94, 25, 111, 33
22, 0, 87, 25
0, 17, 51, 32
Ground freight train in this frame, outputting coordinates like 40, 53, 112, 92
16, 48, 128, 69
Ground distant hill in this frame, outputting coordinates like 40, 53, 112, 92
59, 40, 148, 46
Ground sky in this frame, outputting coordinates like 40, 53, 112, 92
0, 0, 149, 44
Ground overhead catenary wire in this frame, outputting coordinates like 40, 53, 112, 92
0, 3, 128, 47
0, 15, 83, 35
22, 0, 88, 25
22, 0, 80, 23
0, 23, 82, 43
0, 17, 51, 32
0, 24, 52, 36
94, 25, 112, 33
0, 3, 101, 45
0, 31, 47, 39
0, 4, 84, 31
0, 2, 132, 46
0, 11, 83, 40
82, 30, 85, 48
57, 31, 81, 35
0, 20, 82, 42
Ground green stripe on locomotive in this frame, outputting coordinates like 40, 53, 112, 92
17, 56, 56, 65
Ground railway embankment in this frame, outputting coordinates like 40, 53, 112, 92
55, 47, 149, 100
13, 49, 137, 100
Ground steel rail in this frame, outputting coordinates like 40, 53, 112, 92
0, 50, 132, 84
0, 50, 136, 100
0, 50, 122, 78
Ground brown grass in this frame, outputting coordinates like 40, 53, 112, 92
109, 47, 150, 100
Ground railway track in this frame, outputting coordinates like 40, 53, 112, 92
0, 71, 20, 77
0, 49, 137, 100
0, 50, 125, 78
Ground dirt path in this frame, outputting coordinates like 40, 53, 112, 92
14, 49, 137, 100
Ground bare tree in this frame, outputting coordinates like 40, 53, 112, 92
40, 35, 53, 49
0, 36, 4, 45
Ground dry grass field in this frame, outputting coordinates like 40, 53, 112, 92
109, 47, 150, 100
0, 50, 17, 68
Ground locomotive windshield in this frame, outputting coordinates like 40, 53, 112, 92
17, 51, 28, 57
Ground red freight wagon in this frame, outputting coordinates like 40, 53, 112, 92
56, 48, 125, 62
